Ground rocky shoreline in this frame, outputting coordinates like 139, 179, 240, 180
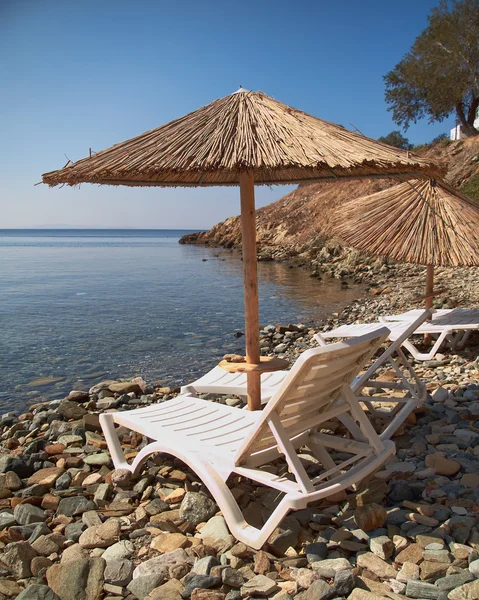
2, 289, 479, 599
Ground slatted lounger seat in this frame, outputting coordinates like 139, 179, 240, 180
100, 330, 395, 549
182, 311, 431, 440
380, 308, 479, 357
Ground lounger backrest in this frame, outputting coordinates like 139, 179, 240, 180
234, 329, 389, 465
352, 309, 431, 391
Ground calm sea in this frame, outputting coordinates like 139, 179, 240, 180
0, 229, 360, 413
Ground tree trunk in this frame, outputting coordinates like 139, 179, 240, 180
456, 101, 479, 137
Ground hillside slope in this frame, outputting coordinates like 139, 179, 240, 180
180, 137, 479, 255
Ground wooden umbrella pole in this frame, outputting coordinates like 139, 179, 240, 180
425, 264, 434, 310
239, 171, 261, 411
424, 264, 434, 344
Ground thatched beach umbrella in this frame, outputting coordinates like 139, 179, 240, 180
332, 178, 479, 309
42, 88, 441, 410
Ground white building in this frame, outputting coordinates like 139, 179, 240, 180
450, 107, 479, 139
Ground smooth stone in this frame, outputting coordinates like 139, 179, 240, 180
182, 574, 221, 599
448, 580, 479, 600
0, 455, 31, 477
83, 453, 112, 466
0, 578, 22, 597
356, 552, 397, 579
240, 574, 279, 597
395, 543, 424, 564
369, 535, 393, 560
425, 453, 461, 476
32, 535, 60, 556
13, 503, 47, 525
354, 504, 387, 532
60, 543, 88, 564
405, 580, 440, 599
147, 579, 184, 600
0, 513, 16, 530
311, 557, 352, 575
57, 496, 96, 517
192, 557, 220, 575
47, 557, 106, 600
150, 533, 188, 553
64, 522, 86, 542
16, 585, 61, 600
5, 471, 22, 491
397, 561, 420, 582
0, 540, 37, 578
79, 520, 120, 548
297, 579, 334, 600
347, 591, 388, 600
57, 401, 87, 420
128, 575, 167, 600
468, 558, 479, 577
133, 549, 191, 579
31, 556, 54, 576
65, 390, 90, 403
109, 381, 143, 394
436, 572, 475, 591
110, 468, 132, 487
102, 540, 135, 562
221, 568, 245, 588
179, 492, 217, 527
28, 467, 65, 487
333, 569, 355, 596
104, 559, 135, 586
199, 515, 231, 542
304, 541, 328, 563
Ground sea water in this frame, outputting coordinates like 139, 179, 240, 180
0, 229, 360, 412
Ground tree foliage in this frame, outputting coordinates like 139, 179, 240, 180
384, 0, 479, 136
377, 131, 413, 149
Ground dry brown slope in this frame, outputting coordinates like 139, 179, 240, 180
180, 137, 479, 251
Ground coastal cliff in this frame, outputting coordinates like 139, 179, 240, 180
180, 137, 479, 266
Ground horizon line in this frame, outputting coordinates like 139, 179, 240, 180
0, 226, 207, 231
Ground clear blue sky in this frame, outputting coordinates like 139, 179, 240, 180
1, 0, 453, 229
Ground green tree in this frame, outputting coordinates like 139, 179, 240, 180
377, 131, 412, 149
384, 0, 479, 137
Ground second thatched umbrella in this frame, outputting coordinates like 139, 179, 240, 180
332, 178, 479, 308
42, 89, 441, 409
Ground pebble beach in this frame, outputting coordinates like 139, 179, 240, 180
2, 262, 479, 600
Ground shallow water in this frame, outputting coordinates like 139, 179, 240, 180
0, 229, 361, 413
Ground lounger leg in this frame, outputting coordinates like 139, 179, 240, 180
308, 438, 338, 471
341, 385, 385, 454
337, 414, 367, 442
99, 413, 130, 470
380, 402, 417, 441
106, 435, 292, 549
401, 333, 448, 361
455, 330, 471, 350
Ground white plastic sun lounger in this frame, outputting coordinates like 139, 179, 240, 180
182, 311, 430, 440
319, 311, 477, 362
379, 308, 479, 356
314, 311, 431, 440
100, 330, 395, 549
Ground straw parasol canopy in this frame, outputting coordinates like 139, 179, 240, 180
332, 178, 479, 307
42, 89, 442, 409
43, 89, 442, 188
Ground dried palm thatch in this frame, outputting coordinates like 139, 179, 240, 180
42, 89, 442, 187
332, 179, 479, 267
